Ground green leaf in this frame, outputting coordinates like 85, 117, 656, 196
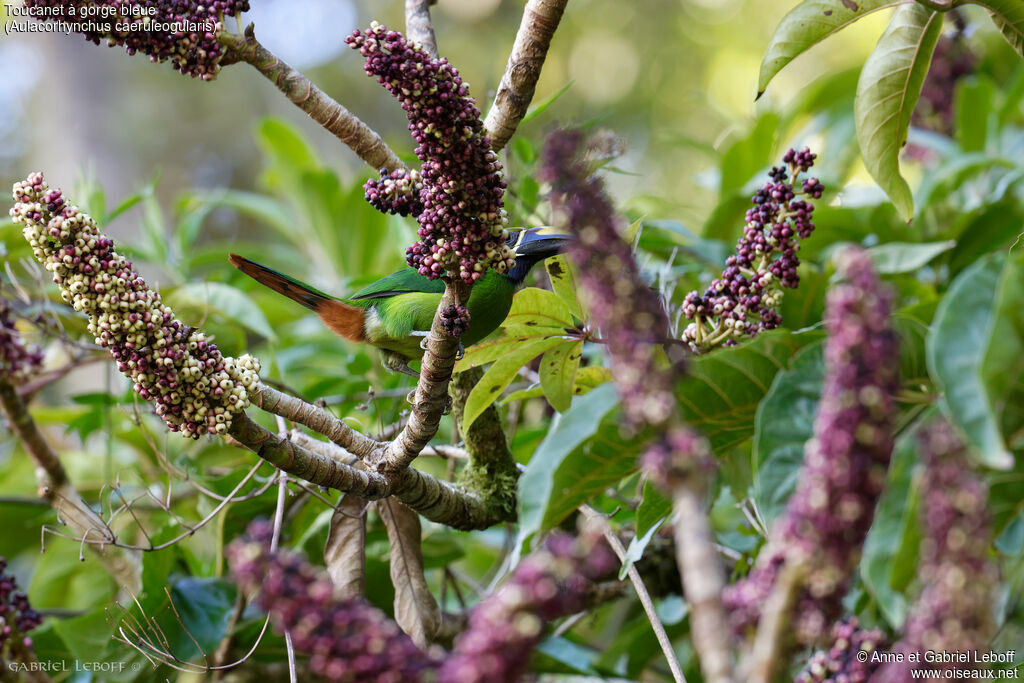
677, 330, 821, 453
860, 420, 925, 629
166, 282, 278, 341
539, 340, 583, 413
854, 3, 943, 221
519, 81, 574, 125
503, 364, 613, 403
719, 112, 780, 196
534, 636, 601, 676
169, 577, 238, 654
621, 519, 665, 580
503, 287, 575, 336
926, 254, 1015, 469
463, 336, 568, 430
979, 254, 1024, 458
970, 0, 1024, 58
758, 0, 905, 96
753, 341, 824, 523
517, 385, 627, 542
545, 255, 584, 320
954, 76, 995, 153
637, 480, 672, 539
866, 240, 955, 274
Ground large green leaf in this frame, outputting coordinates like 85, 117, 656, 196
866, 240, 955, 274
926, 254, 1015, 469
539, 340, 583, 413
980, 255, 1024, 456
463, 336, 568, 429
517, 385, 631, 541
758, 0, 906, 96
503, 286, 575, 336
753, 342, 824, 523
968, 0, 1024, 58
677, 330, 821, 453
854, 3, 943, 221
545, 255, 585, 320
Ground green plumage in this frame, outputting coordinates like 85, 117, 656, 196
229, 227, 571, 374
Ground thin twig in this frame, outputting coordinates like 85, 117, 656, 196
483, 0, 569, 151
219, 26, 406, 173
580, 505, 686, 683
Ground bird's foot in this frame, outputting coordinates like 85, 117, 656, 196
383, 352, 419, 378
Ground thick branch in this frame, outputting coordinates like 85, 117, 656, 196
229, 412, 390, 497
374, 281, 471, 474
483, 0, 568, 151
451, 366, 518, 515
0, 381, 141, 593
405, 0, 439, 61
228, 412, 508, 529
391, 466, 513, 530
252, 383, 380, 459
672, 482, 736, 683
219, 27, 406, 173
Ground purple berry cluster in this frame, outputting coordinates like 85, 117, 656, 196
0, 298, 44, 385
0, 557, 44, 657
723, 247, 899, 645
875, 421, 996, 682
439, 303, 471, 337
10, 173, 260, 438
22, 1, 249, 80
682, 148, 823, 352
228, 521, 437, 683
540, 129, 677, 427
440, 531, 616, 683
346, 23, 514, 284
796, 617, 887, 683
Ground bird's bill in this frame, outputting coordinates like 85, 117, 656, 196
510, 226, 574, 258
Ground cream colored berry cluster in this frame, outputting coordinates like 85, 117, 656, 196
10, 172, 260, 438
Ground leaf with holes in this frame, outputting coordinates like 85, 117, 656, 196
540, 340, 583, 413
854, 3, 942, 221
758, 0, 905, 97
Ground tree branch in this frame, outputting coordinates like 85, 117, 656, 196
405, 0, 439, 61
228, 412, 390, 497
672, 481, 736, 683
373, 281, 471, 474
251, 383, 380, 459
0, 380, 141, 593
451, 366, 519, 516
483, 0, 569, 151
227, 411, 511, 529
219, 26, 406, 173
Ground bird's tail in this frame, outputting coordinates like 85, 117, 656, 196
228, 254, 365, 342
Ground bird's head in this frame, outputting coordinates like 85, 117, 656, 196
504, 226, 574, 283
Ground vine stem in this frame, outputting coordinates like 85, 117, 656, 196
580, 505, 687, 683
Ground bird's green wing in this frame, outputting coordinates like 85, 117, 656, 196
346, 268, 445, 302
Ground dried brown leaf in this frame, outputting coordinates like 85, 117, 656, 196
376, 498, 441, 647
324, 494, 367, 599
